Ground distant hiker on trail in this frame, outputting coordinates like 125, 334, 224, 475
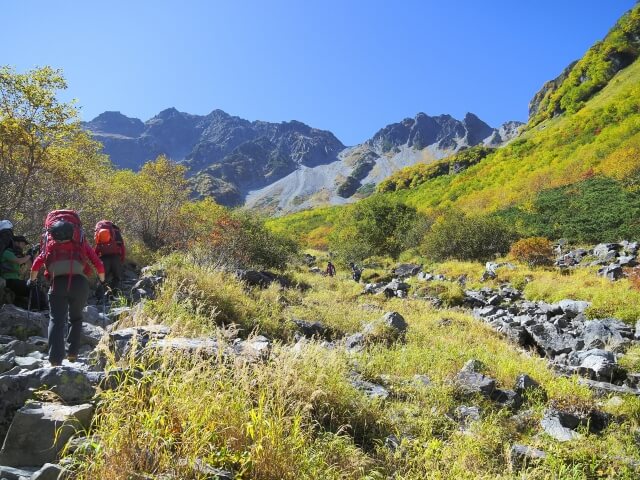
326, 261, 336, 277
349, 262, 362, 282
94, 220, 125, 293
30, 210, 105, 366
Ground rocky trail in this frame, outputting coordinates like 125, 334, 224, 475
1, 242, 640, 478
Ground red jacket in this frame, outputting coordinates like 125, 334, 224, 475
32, 242, 105, 278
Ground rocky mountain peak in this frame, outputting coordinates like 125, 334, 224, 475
83, 111, 145, 138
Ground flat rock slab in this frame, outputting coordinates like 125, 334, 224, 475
0, 465, 38, 480
0, 401, 94, 467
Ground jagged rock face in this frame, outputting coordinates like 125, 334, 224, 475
84, 109, 521, 210
245, 113, 522, 213
83, 109, 345, 206
528, 61, 578, 120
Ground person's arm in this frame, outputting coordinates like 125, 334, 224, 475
29, 254, 45, 281
84, 243, 106, 282
119, 241, 126, 262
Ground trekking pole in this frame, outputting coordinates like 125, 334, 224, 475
26, 285, 32, 331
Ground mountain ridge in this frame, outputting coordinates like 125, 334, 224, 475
83, 109, 521, 209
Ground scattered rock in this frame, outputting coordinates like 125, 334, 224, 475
540, 409, 581, 442
149, 337, 220, 358
362, 312, 408, 343
597, 264, 623, 281
0, 305, 48, 338
514, 374, 543, 396
456, 368, 496, 397
0, 401, 94, 467
235, 269, 291, 289
344, 333, 365, 352
292, 319, 330, 339
31, 463, 67, 480
350, 377, 389, 399
510, 444, 546, 470
232, 336, 271, 362
108, 325, 171, 361
525, 322, 576, 357
0, 465, 37, 480
394, 263, 421, 279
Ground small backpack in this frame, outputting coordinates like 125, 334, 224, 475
40, 210, 87, 279
94, 220, 123, 256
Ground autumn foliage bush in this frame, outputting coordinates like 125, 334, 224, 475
509, 237, 555, 266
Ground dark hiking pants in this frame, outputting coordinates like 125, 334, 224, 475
101, 254, 122, 291
48, 274, 89, 364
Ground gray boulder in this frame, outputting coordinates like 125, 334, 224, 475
558, 299, 590, 318
0, 351, 15, 374
80, 322, 105, 348
598, 264, 624, 280
31, 463, 67, 480
510, 444, 546, 470
344, 333, 365, 352
526, 322, 576, 357
540, 409, 581, 442
232, 336, 271, 362
381, 279, 410, 298
362, 312, 408, 343
0, 305, 48, 338
82, 305, 110, 327
514, 374, 543, 396
0, 401, 93, 467
108, 325, 171, 361
583, 319, 631, 351
0, 465, 37, 480
350, 378, 389, 400
394, 263, 421, 279
455, 361, 497, 397
149, 337, 220, 358
14, 356, 42, 370
292, 319, 331, 339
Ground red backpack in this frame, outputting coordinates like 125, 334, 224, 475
40, 210, 88, 279
94, 220, 123, 256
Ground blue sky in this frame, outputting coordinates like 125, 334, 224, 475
1, 1, 635, 145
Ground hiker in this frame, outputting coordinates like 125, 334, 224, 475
0, 220, 14, 256
94, 220, 125, 292
29, 210, 105, 366
326, 261, 336, 277
349, 262, 362, 282
0, 234, 32, 302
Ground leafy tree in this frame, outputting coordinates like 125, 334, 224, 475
0, 66, 107, 235
329, 195, 421, 261
422, 211, 516, 261
105, 155, 191, 250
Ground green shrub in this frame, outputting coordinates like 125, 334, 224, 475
328, 194, 424, 261
421, 211, 517, 262
499, 176, 640, 243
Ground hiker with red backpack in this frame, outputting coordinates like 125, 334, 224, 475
29, 210, 105, 366
94, 220, 125, 292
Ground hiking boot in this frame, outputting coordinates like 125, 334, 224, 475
67, 354, 78, 362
